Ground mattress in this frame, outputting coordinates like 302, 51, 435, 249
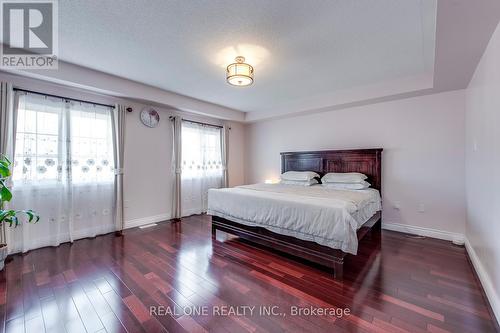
207, 183, 381, 255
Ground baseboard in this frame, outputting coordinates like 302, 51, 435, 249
382, 222, 465, 242
465, 238, 500, 324
124, 213, 172, 229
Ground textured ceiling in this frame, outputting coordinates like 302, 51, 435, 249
56, 0, 437, 115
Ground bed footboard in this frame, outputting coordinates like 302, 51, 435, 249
211, 212, 381, 280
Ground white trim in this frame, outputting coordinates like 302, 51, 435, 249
465, 238, 500, 324
382, 222, 465, 242
138, 223, 158, 229
124, 213, 171, 229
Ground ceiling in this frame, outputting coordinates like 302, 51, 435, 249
2, 1, 500, 121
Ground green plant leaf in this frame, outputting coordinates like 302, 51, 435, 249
0, 185, 12, 202
11, 215, 18, 227
28, 210, 40, 223
1, 155, 11, 164
0, 156, 39, 227
0, 210, 8, 222
0, 163, 10, 178
31, 210, 40, 222
25, 210, 33, 221
0, 210, 15, 222
3, 214, 16, 227
0, 209, 40, 225
24, 210, 39, 223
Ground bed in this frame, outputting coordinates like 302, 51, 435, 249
208, 148, 383, 279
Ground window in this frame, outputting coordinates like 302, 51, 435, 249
9, 91, 117, 253
68, 102, 115, 183
13, 92, 115, 185
181, 121, 223, 177
13, 95, 62, 182
181, 120, 223, 215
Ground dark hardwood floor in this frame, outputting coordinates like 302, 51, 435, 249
0, 214, 497, 333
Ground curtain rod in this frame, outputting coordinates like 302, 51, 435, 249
13, 88, 115, 109
169, 116, 224, 129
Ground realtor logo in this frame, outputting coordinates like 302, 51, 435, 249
1, 0, 58, 69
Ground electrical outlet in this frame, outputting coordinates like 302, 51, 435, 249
418, 203, 425, 213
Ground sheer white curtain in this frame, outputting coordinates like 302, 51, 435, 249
0, 82, 15, 245
112, 104, 126, 232
181, 121, 223, 216
171, 116, 182, 220
221, 124, 229, 188
8, 92, 115, 253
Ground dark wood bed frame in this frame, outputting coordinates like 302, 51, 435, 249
211, 148, 383, 279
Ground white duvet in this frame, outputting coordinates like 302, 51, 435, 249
207, 183, 381, 255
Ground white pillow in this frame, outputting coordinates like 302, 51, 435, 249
322, 181, 371, 190
281, 171, 320, 182
321, 172, 367, 184
280, 179, 319, 186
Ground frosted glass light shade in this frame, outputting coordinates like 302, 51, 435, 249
226, 56, 254, 86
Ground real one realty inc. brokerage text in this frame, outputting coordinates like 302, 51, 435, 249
150, 305, 351, 318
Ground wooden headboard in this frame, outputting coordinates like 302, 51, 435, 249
280, 149, 383, 191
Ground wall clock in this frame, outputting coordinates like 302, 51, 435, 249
140, 107, 160, 128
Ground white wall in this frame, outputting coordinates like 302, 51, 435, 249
124, 109, 245, 226
245, 90, 466, 236
0, 72, 246, 228
227, 121, 246, 187
122, 100, 173, 225
465, 21, 500, 321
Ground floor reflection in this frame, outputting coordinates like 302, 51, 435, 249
0, 215, 496, 333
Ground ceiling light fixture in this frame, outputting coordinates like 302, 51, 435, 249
226, 56, 254, 87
